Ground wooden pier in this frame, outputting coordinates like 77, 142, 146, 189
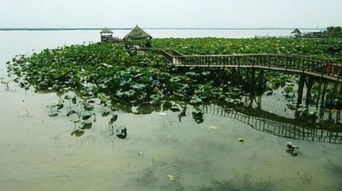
141, 48, 342, 105
138, 48, 342, 143
172, 54, 341, 82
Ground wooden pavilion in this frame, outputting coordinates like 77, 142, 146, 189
123, 25, 152, 48
100, 28, 113, 42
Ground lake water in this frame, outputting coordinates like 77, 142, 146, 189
0, 30, 341, 191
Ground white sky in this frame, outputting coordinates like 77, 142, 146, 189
0, 0, 341, 28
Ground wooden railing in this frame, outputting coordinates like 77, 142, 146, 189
140, 47, 341, 81
173, 54, 341, 81
139, 48, 174, 62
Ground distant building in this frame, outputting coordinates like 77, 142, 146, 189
301, 26, 342, 38
291, 28, 302, 37
99, 25, 153, 48
123, 25, 152, 48
100, 28, 113, 42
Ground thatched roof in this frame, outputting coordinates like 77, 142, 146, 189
100, 28, 113, 34
291, 28, 302, 34
124, 25, 152, 40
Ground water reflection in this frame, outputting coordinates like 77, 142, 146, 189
2, 74, 341, 143
101, 86, 341, 143
202, 104, 342, 144
59, 91, 342, 144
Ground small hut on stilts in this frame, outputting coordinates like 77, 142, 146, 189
100, 28, 114, 42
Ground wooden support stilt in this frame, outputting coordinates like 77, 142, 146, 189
339, 83, 342, 101
251, 68, 256, 95
321, 80, 328, 107
256, 96, 262, 109
316, 78, 323, 108
234, 68, 241, 85
297, 74, 305, 105
305, 76, 314, 105
257, 70, 265, 93
331, 81, 339, 102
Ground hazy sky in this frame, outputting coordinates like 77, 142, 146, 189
0, 0, 341, 28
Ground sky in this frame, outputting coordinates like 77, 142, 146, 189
0, 0, 341, 28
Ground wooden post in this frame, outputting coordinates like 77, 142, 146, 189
316, 78, 323, 108
331, 81, 339, 102
305, 76, 314, 105
321, 80, 328, 107
297, 74, 305, 105
256, 95, 262, 109
251, 68, 256, 95
257, 70, 265, 93
339, 82, 342, 100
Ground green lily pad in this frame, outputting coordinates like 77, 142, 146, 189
78, 111, 92, 120
71, 130, 85, 137
81, 122, 92, 130
66, 110, 77, 117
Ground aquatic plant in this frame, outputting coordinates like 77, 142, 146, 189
7, 43, 253, 108
7, 39, 341, 136
153, 37, 342, 61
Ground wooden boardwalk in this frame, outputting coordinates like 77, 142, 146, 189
139, 48, 342, 143
141, 48, 341, 82
172, 54, 342, 82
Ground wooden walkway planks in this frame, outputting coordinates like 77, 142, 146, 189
171, 54, 341, 82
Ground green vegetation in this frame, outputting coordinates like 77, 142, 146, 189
7, 38, 341, 135
8, 43, 248, 104
8, 38, 342, 109
153, 37, 342, 61
300, 26, 342, 39
326, 26, 342, 36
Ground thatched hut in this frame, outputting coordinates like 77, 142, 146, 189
100, 28, 113, 42
124, 25, 152, 48
291, 28, 302, 37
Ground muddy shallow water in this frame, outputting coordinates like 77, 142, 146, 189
0, 31, 342, 191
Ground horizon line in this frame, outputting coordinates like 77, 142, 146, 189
0, 27, 325, 31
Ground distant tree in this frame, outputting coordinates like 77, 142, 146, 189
326, 26, 342, 36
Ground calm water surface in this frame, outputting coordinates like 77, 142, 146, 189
0, 31, 341, 191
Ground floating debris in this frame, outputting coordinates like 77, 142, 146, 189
238, 138, 245, 143
208, 126, 218, 130
167, 175, 176, 181
137, 152, 143, 156
159, 112, 167, 116
286, 142, 299, 156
